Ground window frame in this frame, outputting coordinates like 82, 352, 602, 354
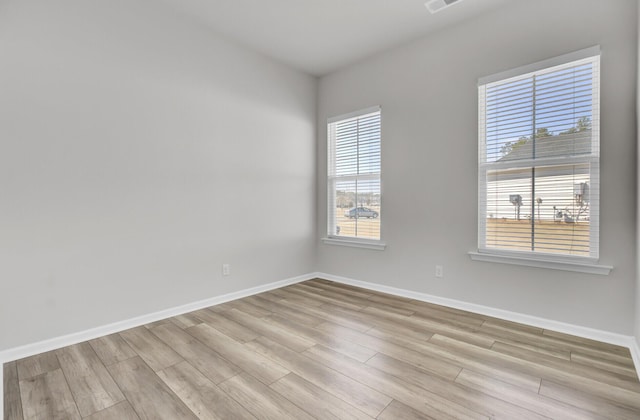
323, 106, 385, 250
472, 46, 611, 274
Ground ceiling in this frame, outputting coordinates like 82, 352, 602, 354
158, 0, 512, 76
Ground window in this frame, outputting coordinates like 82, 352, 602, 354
477, 47, 600, 263
327, 107, 382, 244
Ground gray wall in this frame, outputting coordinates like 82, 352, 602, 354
317, 0, 638, 334
0, 0, 316, 351
637, 0, 640, 344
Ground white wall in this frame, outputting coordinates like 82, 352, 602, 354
318, 0, 638, 334
0, 0, 316, 351
636, 0, 640, 346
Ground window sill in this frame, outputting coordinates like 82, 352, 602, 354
468, 251, 612, 275
321, 237, 387, 251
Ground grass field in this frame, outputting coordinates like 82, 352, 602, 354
486, 218, 590, 256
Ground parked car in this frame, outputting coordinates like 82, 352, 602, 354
344, 207, 379, 219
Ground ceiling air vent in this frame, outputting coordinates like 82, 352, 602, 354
425, 0, 463, 14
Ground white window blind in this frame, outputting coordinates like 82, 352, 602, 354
328, 107, 381, 241
478, 49, 600, 260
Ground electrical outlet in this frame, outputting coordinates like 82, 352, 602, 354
222, 264, 231, 276
435, 265, 444, 278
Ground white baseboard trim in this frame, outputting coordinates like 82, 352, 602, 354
630, 337, 640, 380
0, 272, 315, 365
315, 271, 639, 356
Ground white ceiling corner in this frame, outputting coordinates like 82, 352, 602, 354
157, 0, 512, 76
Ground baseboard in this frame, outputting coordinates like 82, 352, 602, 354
315, 271, 637, 350
0, 272, 315, 365
631, 337, 640, 379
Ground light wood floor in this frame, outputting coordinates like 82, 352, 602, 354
4, 279, 640, 419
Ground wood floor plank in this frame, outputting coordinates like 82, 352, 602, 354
290, 282, 330, 294
222, 299, 273, 317
254, 290, 287, 303
401, 304, 485, 329
539, 379, 640, 419
269, 287, 325, 307
360, 314, 436, 342
170, 313, 202, 329
365, 326, 437, 355
149, 322, 240, 384
84, 401, 140, 420
481, 318, 545, 335
107, 356, 198, 420
362, 298, 417, 317
264, 314, 378, 363
16, 351, 60, 381
4, 361, 24, 420
285, 299, 375, 332
157, 361, 255, 420
491, 340, 640, 392
419, 324, 492, 350
570, 351, 639, 379
285, 285, 366, 311
377, 400, 436, 420
297, 283, 413, 316
403, 302, 486, 328
409, 299, 489, 323
119, 326, 183, 372
366, 353, 547, 420
192, 308, 259, 342
364, 306, 495, 348
455, 368, 606, 420
186, 323, 289, 385
360, 289, 421, 307
207, 300, 244, 313
316, 321, 460, 380
350, 305, 442, 341
482, 322, 620, 363
492, 338, 572, 360
298, 279, 370, 299
89, 333, 138, 366
303, 344, 487, 420
218, 373, 314, 420
480, 322, 635, 367
55, 342, 125, 417
269, 373, 374, 420
19, 369, 81, 420
310, 280, 397, 302
143, 319, 173, 330
367, 328, 542, 392
430, 334, 640, 410
305, 279, 374, 300
222, 308, 315, 352
245, 336, 392, 418
567, 345, 636, 367
542, 329, 632, 356
243, 295, 325, 327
